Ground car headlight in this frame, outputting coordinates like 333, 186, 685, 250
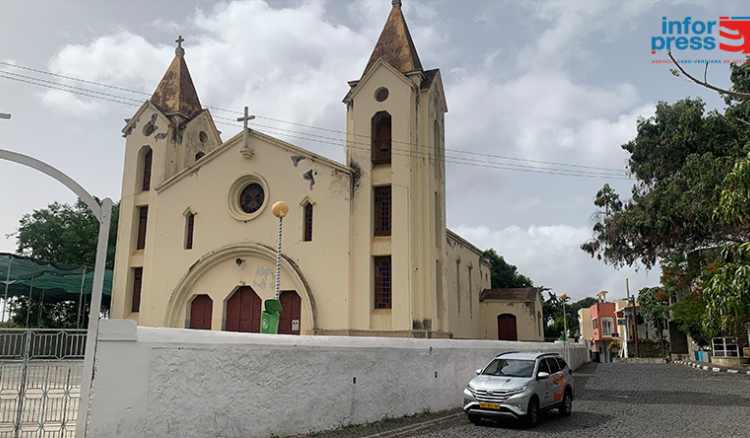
466, 384, 475, 392
506, 386, 527, 395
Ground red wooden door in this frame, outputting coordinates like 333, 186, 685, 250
225, 286, 261, 333
189, 295, 213, 330
498, 314, 518, 341
278, 291, 301, 335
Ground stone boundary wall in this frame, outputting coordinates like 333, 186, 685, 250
86, 320, 590, 438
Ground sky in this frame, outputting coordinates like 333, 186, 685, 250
0, 0, 746, 303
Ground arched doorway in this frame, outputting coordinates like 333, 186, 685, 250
189, 295, 213, 330
279, 291, 301, 335
226, 286, 262, 333
498, 314, 518, 341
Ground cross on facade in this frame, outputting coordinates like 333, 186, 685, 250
175, 35, 185, 55
237, 106, 255, 158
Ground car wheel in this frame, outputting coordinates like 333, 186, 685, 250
559, 390, 573, 417
467, 414, 482, 425
524, 398, 539, 428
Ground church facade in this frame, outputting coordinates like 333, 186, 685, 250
110, 2, 535, 340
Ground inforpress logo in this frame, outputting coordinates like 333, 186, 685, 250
651, 16, 750, 54
720, 17, 750, 53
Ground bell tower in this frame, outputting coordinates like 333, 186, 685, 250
111, 37, 221, 323
344, 1, 449, 336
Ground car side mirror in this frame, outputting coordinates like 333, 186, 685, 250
537, 372, 550, 379
476, 369, 482, 375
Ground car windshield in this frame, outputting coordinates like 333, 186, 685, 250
482, 358, 535, 378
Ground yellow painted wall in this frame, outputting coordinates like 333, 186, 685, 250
479, 295, 544, 342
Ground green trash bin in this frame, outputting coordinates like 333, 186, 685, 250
260, 299, 283, 334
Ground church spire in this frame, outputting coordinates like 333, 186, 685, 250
361, 0, 423, 78
150, 36, 202, 118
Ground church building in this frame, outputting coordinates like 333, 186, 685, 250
110, 1, 542, 341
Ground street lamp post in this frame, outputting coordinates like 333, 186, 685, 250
559, 293, 569, 342
260, 201, 288, 334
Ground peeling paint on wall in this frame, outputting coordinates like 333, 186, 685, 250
349, 160, 362, 195
154, 132, 167, 141
302, 169, 315, 190
252, 266, 274, 291
290, 155, 305, 167
123, 118, 139, 138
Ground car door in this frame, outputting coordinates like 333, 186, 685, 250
536, 358, 553, 408
545, 357, 564, 405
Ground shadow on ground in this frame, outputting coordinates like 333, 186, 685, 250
473, 410, 614, 433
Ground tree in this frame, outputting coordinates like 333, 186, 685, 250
582, 57, 750, 338
638, 287, 670, 357
15, 198, 119, 269
670, 290, 710, 347
481, 249, 533, 289
7, 198, 118, 328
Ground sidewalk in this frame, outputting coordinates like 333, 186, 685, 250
673, 359, 750, 376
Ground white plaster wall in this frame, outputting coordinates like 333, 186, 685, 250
87, 320, 589, 438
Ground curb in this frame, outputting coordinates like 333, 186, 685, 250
359, 413, 464, 438
673, 359, 750, 376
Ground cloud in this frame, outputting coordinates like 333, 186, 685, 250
38, 0, 441, 160
452, 223, 657, 302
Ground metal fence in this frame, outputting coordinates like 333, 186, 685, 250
0, 330, 86, 361
0, 330, 85, 437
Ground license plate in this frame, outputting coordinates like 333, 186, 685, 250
479, 403, 502, 410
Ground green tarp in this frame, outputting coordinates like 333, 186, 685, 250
0, 253, 112, 304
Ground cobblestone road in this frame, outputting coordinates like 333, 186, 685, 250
300, 362, 750, 438
408, 362, 750, 438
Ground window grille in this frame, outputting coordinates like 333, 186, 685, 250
303, 203, 313, 242
374, 186, 391, 236
374, 256, 392, 309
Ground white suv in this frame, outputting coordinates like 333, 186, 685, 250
463, 352, 575, 428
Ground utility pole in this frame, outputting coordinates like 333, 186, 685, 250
626, 278, 639, 358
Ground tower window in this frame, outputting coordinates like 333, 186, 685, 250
142, 148, 153, 191
131, 267, 143, 313
136, 206, 148, 250
195, 151, 205, 162
185, 212, 195, 250
374, 256, 392, 309
371, 111, 391, 164
303, 203, 313, 242
374, 186, 391, 237
375, 87, 389, 102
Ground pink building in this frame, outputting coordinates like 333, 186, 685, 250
589, 302, 618, 362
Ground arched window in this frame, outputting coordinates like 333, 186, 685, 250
185, 212, 195, 250
195, 151, 205, 162
303, 202, 313, 242
141, 147, 153, 191
371, 111, 391, 164
433, 120, 441, 181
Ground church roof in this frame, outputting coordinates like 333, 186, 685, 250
361, 1, 423, 78
150, 38, 202, 118
480, 288, 542, 303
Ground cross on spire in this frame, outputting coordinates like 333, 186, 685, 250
237, 106, 256, 158
175, 35, 185, 56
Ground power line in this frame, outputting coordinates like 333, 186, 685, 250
0, 62, 627, 174
0, 66, 631, 180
